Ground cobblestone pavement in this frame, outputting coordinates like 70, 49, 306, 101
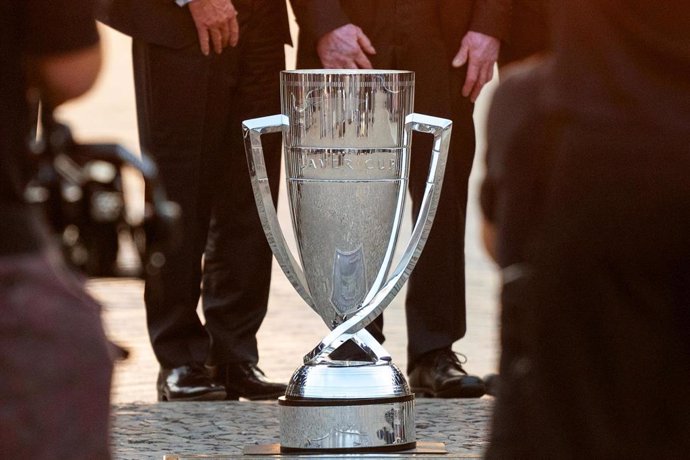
67, 22, 502, 460
110, 400, 493, 459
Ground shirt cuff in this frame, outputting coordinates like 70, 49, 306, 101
176, 0, 193, 6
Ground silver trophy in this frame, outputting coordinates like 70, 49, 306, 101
243, 70, 451, 453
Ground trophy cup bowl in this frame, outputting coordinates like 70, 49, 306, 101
243, 70, 451, 453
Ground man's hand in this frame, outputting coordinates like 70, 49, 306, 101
188, 0, 239, 56
452, 31, 500, 102
316, 24, 376, 69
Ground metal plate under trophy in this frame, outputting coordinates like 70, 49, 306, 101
243, 70, 451, 453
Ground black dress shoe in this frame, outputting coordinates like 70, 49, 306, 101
214, 363, 287, 400
408, 348, 486, 398
157, 364, 227, 401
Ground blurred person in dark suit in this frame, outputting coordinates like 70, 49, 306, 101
0, 0, 113, 457
482, 0, 551, 396
481, 1, 690, 456
499, 0, 550, 67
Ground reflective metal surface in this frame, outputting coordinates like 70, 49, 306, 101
279, 396, 415, 451
282, 70, 414, 331
286, 362, 409, 399
242, 70, 452, 451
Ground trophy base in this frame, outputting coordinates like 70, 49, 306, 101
278, 395, 415, 452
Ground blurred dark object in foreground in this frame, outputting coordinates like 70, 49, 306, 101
26, 105, 181, 278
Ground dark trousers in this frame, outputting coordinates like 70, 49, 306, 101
133, 1, 284, 368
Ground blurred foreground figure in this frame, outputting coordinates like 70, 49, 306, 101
481, 1, 690, 457
0, 1, 113, 459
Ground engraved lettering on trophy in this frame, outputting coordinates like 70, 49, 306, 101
330, 246, 366, 317
292, 87, 375, 140
299, 154, 354, 171
307, 427, 368, 449
293, 89, 367, 116
364, 157, 397, 170
376, 75, 401, 94
299, 153, 397, 171
292, 90, 323, 114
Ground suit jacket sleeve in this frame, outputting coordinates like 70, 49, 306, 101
469, 0, 513, 40
290, 0, 350, 39
96, 0, 197, 49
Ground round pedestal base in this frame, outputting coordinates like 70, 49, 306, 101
278, 395, 415, 452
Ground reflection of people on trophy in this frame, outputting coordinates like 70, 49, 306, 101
291, 0, 511, 398
244, 70, 452, 452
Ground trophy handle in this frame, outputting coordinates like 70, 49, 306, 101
306, 113, 453, 364
243, 115, 316, 311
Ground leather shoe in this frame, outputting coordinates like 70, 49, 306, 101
214, 363, 287, 400
408, 348, 485, 398
157, 364, 227, 401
